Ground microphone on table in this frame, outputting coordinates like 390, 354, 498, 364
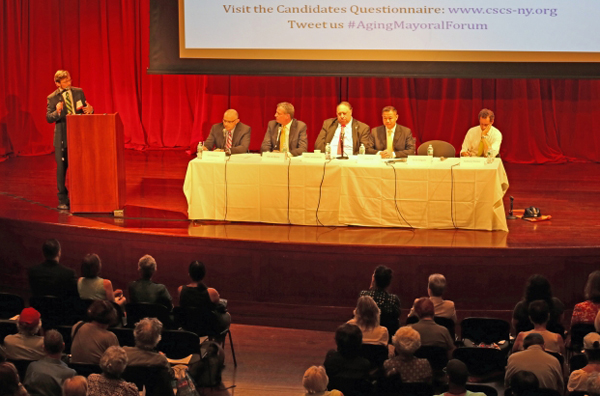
507, 195, 517, 220
338, 128, 349, 160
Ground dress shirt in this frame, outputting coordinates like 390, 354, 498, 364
330, 119, 354, 156
460, 125, 502, 157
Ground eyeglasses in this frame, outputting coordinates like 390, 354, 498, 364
223, 119, 238, 124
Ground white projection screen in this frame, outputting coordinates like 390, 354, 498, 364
148, 0, 600, 77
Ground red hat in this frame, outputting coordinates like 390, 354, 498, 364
19, 307, 41, 326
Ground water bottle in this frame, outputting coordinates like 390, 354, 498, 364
325, 143, 331, 160
197, 141, 203, 159
427, 144, 433, 157
359, 143, 366, 155
486, 149, 493, 164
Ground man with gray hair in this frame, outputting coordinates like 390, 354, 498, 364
202, 109, 251, 154
128, 255, 173, 311
123, 318, 172, 374
408, 273, 457, 323
2, 307, 45, 360
260, 102, 308, 157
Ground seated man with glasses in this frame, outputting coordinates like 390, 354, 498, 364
203, 109, 251, 155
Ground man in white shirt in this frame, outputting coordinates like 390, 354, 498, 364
260, 102, 308, 157
460, 108, 502, 158
314, 101, 371, 156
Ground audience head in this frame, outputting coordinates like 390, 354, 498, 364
88, 300, 117, 326
17, 307, 41, 336
509, 371, 539, 396
42, 239, 61, 261
527, 300, 550, 325
584, 332, 600, 362
392, 326, 421, 356
138, 254, 157, 280
428, 273, 447, 297
0, 362, 21, 396
354, 295, 380, 330
414, 297, 435, 319
188, 260, 206, 282
445, 359, 469, 387
523, 274, 553, 304
335, 323, 363, 358
523, 333, 545, 349
43, 329, 65, 356
62, 376, 88, 396
134, 317, 163, 351
373, 265, 393, 290
99, 346, 128, 379
302, 366, 329, 394
81, 253, 101, 278
585, 271, 600, 303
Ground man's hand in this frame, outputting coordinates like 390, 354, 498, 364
481, 124, 491, 136
56, 102, 63, 115
461, 151, 472, 157
202, 145, 209, 151
214, 148, 224, 152
379, 150, 392, 159
83, 103, 93, 114
272, 150, 280, 153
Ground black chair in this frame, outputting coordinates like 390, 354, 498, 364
546, 351, 564, 367
417, 140, 456, 157
400, 381, 435, 396
453, 347, 506, 377
327, 374, 372, 396
359, 344, 388, 369
29, 295, 66, 329
158, 329, 201, 360
415, 345, 449, 372
110, 327, 135, 347
406, 315, 419, 325
125, 302, 174, 329
569, 353, 588, 373
68, 362, 102, 377
460, 317, 510, 345
434, 317, 456, 341
7, 359, 34, 381
55, 325, 74, 354
380, 312, 400, 342
569, 323, 596, 352
466, 383, 499, 396
122, 365, 174, 396
0, 319, 18, 342
0, 293, 24, 319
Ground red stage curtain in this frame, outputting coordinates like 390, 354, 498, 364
1, 0, 599, 163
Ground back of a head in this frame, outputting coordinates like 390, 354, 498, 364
81, 253, 101, 278
0, 362, 20, 396
355, 295, 380, 330
585, 271, 600, 303
414, 297, 435, 318
62, 376, 88, 396
188, 260, 206, 282
446, 359, 469, 387
138, 254, 157, 280
302, 365, 329, 394
392, 326, 421, 355
523, 333, 545, 349
44, 329, 64, 355
88, 300, 117, 325
374, 265, 393, 289
527, 300, 550, 325
18, 307, 41, 336
510, 371, 540, 396
428, 273, 447, 297
134, 317, 163, 350
42, 239, 61, 261
100, 346, 128, 379
584, 332, 600, 361
335, 323, 363, 358
524, 274, 552, 303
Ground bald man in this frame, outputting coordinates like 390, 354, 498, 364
203, 109, 252, 154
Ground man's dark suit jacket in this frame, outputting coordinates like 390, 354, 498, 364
46, 87, 88, 149
367, 124, 416, 158
260, 119, 308, 157
204, 122, 251, 154
314, 118, 372, 155
28, 259, 78, 299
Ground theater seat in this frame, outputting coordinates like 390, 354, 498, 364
417, 140, 456, 157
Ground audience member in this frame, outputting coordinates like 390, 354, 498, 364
87, 346, 138, 396
23, 330, 75, 396
409, 298, 455, 359
512, 274, 564, 336
572, 270, 600, 327
302, 365, 343, 396
122, 317, 172, 374
70, 300, 119, 364
3, 308, 45, 361
347, 296, 388, 347
359, 266, 400, 341
436, 359, 486, 396
323, 324, 371, 396
408, 273, 457, 323
0, 362, 28, 396
128, 254, 173, 311
178, 260, 230, 332
509, 371, 540, 396
28, 239, 77, 300
567, 332, 600, 393
77, 253, 126, 305
384, 326, 432, 384
505, 333, 563, 392
62, 376, 87, 396
512, 300, 565, 356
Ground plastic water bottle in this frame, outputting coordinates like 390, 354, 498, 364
325, 143, 331, 160
359, 143, 366, 155
197, 141, 203, 159
486, 149, 493, 164
427, 144, 433, 157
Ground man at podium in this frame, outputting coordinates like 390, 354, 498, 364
46, 70, 94, 210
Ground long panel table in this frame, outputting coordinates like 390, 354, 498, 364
183, 156, 509, 231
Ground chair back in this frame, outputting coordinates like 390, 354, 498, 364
415, 345, 449, 371
569, 353, 588, 373
466, 383, 499, 396
434, 317, 456, 341
55, 325, 74, 354
179, 306, 223, 337
406, 315, 419, 325
359, 343, 388, 369
401, 381, 435, 396
0, 293, 24, 319
125, 302, 173, 329
110, 327, 135, 347
68, 362, 102, 377
0, 319, 18, 342
122, 365, 175, 396
460, 317, 510, 344
570, 323, 596, 351
29, 295, 66, 328
380, 312, 400, 342
452, 347, 506, 376
7, 359, 33, 381
158, 329, 200, 359
417, 140, 456, 157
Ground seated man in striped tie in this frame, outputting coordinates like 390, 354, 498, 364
314, 101, 371, 157
203, 109, 251, 154
367, 105, 415, 158
260, 102, 308, 157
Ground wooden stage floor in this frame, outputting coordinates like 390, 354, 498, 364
1, 151, 599, 330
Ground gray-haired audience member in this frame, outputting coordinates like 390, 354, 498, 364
123, 317, 173, 375
409, 297, 455, 359
23, 330, 76, 396
128, 255, 173, 311
384, 326, 432, 383
87, 346, 138, 396
3, 307, 45, 361
408, 273, 457, 323
568, 332, 600, 393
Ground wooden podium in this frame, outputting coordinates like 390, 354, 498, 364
66, 113, 126, 213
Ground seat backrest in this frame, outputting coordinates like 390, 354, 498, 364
179, 306, 221, 337
7, 359, 33, 381
466, 383, 499, 396
110, 327, 135, 347
415, 345, 449, 371
461, 317, 510, 344
29, 295, 65, 328
0, 293, 24, 319
452, 347, 506, 376
401, 381, 435, 396
0, 319, 18, 342
359, 343, 388, 368
434, 317, 456, 341
68, 362, 102, 377
569, 353, 588, 373
55, 325, 74, 354
125, 302, 172, 329
417, 140, 456, 158
158, 329, 200, 359
570, 323, 596, 350
122, 365, 175, 396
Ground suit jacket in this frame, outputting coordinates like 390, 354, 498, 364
367, 124, 415, 158
28, 259, 78, 299
260, 119, 308, 157
46, 87, 88, 149
204, 122, 251, 154
314, 118, 371, 155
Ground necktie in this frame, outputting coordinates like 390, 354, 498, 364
279, 126, 288, 152
338, 126, 345, 155
387, 129, 394, 151
226, 131, 232, 150
64, 91, 74, 115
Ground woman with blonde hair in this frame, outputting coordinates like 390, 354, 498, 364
384, 326, 432, 383
302, 366, 343, 396
347, 296, 389, 346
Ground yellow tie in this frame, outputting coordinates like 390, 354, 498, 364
280, 126, 288, 152
65, 91, 74, 115
386, 129, 393, 151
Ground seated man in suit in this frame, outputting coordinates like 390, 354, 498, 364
203, 109, 251, 154
460, 108, 502, 157
260, 102, 307, 157
28, 239, 78, 300
314, 101, 371, 156
367, 106, 415, 158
